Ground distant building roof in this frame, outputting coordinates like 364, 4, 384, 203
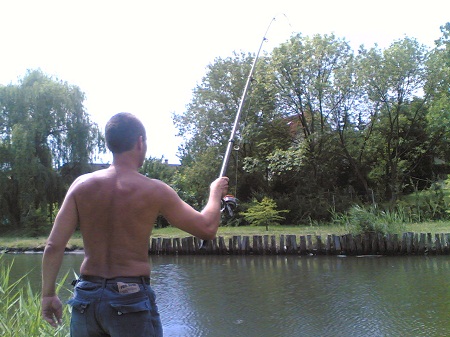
90, 163, 110, 171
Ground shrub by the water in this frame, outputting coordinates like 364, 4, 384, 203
0, 256, 70, 336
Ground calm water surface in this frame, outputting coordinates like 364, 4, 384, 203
2, 253, 449, 337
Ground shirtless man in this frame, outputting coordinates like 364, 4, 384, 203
41, 112, 229, 336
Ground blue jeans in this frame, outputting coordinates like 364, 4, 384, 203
68, 275, 163, 337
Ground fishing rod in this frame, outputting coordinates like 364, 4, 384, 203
220, 17, 276, 217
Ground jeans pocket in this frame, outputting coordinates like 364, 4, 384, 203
110, 298, 151, 315
67, 299, 91, 336
109, 298, 159, 336
68, 298, 90, 314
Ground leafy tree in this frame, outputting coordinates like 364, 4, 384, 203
0, 69, 103, 231
140, 156, 179, 228
358, 38, 435, 202
173, 27, 450, 224
241, 197, 289, 231
140, 156, 178, 183
173, 52, 289, 205
425, 22, 450, 172
264, 33, 359, 220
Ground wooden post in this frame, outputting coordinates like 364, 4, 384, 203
444, 233, 450, 254
333, 234, 342, 254
385, 233, 393, 255
326, 235, 332, 255
242, 236, 250, 254
156, 237, 162, 254
418, 233, 426, 254
270, 235, 277, 254
280, 235, 286, 254
340, 235, 347, 254
307, 234, 314, 253
253, 235, 261, 255
426, 233, 433, 254
191, 237, 198, 254
355, 234, 363, 255
377, 233, 386, 255
299, 236, 307, 255
149, 238, 157, 255
173, 238, 181, 254
435, 234, 442, 255
285, 235, 297, 254
392, 234, 399, 254
231, 236, 239, 254
162, 238, 172, 254
345, 234, 356, 255
370, 232, 378, 254
218, 236, 227, 254
413, 233, 419, 254
406, 232, 414, 254
263, 235, 270, 254
316, 235, 324, 254
363, 233, 371, 255
443, 233, 449, 254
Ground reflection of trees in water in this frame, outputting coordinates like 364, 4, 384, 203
4, 254, 449, 336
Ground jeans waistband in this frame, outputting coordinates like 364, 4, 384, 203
77, 274, 150, 285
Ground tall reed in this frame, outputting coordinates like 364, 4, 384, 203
0, 256, 70, 336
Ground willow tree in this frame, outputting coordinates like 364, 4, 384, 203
0, 70, 103, 231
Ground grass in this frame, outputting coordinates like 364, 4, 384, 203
0, 221, 449, 250
0, 256, 71, 336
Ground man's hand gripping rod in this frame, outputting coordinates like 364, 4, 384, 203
219, 17, 275, 217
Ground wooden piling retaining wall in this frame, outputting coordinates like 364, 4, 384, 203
149, 232, 450, 256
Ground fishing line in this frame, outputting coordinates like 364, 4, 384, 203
218, 16, 282, 218
200, 14, 294, 248
223, 13, 294, 197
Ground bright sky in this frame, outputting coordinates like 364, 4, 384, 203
1, 0, 449, 164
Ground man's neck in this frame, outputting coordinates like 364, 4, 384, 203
111, 153, 140, 171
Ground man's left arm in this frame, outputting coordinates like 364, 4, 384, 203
41, 189, 79, 327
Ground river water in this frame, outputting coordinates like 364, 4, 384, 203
2, 253, 449, 337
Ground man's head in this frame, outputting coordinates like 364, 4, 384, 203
105, 112, 147, 154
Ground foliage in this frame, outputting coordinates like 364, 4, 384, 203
396, 180, 450, 222
330, 205, 407, 235
140, 156, 178, 183
140, 156, 179, 228
241, 197, 289, 231
358, 38, 434, 202
330, 178, 450, 235
1, 24, 450, 232
172, 23, 450, 225
0, 69, 104, 232
0, 257, 70, 336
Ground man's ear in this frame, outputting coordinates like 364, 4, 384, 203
137, 135, 145, 149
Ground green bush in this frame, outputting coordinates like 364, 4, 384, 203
332, 205, 407, 235
241, 197, 289, 231
397, 180, 450, 222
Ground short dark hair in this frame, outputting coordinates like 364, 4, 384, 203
105, 112, 146, 154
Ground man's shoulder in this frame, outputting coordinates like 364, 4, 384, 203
140, 176, 169, 189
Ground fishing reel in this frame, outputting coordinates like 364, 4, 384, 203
221, 194, 238, 217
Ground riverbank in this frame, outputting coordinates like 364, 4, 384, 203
1, 221, 449, 255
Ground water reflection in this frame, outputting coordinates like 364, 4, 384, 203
1, 254, 449, 337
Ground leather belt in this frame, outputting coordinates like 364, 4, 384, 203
78, 274, 150, 285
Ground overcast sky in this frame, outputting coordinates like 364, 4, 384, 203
1, 0, 449, 164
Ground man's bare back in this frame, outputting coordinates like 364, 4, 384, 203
74, 166, 162, 278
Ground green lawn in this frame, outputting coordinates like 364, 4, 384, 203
1, 221, 449, 250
